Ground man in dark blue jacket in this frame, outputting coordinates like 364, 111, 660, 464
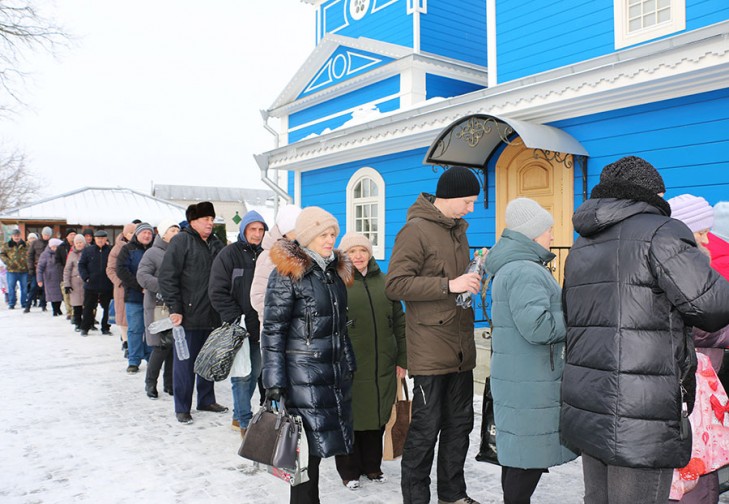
78, 230, 113, 336
117, 222, 154, 375
158, 202, 226, 424
209, 210, 267, 436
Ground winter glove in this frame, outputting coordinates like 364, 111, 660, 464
265, 388, 284, 402
64, 286, 73, 294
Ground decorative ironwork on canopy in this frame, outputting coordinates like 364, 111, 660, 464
424, 114, 590, 207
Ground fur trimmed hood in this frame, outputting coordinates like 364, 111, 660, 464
270, 239, 354, 287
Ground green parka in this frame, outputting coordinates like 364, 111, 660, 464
349, 257, 407, 430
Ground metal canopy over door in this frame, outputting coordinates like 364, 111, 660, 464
424, 114, 589, 282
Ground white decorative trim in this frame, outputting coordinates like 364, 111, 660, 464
346, 167, 386, 260
323, 0, 349, 36
487, 0, 497, 86
614, 0, 686, 50
269, 35, 414, 111
261, 22, 729, 172
272, 53, 487, 119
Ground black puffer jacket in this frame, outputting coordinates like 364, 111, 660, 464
561, 184, 729, 469
208, 236, 262, 341
158, 227, 224, 331
261, 240, 356, 458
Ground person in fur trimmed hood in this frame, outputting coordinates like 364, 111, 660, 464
261, 206, 356, 504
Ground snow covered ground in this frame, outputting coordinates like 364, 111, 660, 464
0, 305, 726, 504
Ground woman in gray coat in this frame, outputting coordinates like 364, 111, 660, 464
37, 238, 65, 316
136, 220, 180, 399
485, 198, 577, 504
63, 235, 87, 330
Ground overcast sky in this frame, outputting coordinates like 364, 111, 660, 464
0, 0, 314, 199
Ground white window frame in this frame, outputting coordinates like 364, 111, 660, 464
614, 0, 685, 49
346, 167, 385, 260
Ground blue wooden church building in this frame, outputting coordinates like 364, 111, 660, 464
255, 0, 729, 282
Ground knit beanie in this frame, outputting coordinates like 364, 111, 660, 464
599, 156, 666, 194
41, 226, 53, 237
135, 222, 154, 237
156, 218, 179, 237
27, 233, 38, 240
667, 194, 714, 233
73, 234, 86, 245
64, 228, 77, 238
82, 228, 94, 237
49, 238, 63, 247
185, 201, 216, 222
436, 167, 480, 199
276, 204, 302, 236
339, 232, 373, 256
505, 197, 554, 239
295, 207, 340, 247
712, 202, 729, 242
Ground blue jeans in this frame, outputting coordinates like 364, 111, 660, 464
126, 302, 151, 366
231, 341, 261, 428
6, 272, 28, 309
582, 452, 673, 504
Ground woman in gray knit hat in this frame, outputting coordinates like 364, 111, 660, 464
485, 197, 577, 503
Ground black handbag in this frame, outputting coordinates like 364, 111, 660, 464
158, 329, 174, 350
475, 376, 500, 465
193, 322, 247, 382
238, 399, 301, 470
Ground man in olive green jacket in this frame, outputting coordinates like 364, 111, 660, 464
385, 167, 482, 504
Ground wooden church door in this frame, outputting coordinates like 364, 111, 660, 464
495, 140, 574, 284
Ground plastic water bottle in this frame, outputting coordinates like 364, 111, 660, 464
172, 325, 190, 360
456, 249, 486, 309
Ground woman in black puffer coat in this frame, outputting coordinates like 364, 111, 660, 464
561, 157, 729, 503
261, 207, 355, 504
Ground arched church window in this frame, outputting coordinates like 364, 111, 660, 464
346, 167, 385, 260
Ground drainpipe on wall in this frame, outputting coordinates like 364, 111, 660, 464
258, 110, 293, 209
487, 0, 497, 87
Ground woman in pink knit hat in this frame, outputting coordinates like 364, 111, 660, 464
668, 193, 729, 504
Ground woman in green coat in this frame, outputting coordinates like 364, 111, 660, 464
484, 198, 577, 504
335, 232, 407, 490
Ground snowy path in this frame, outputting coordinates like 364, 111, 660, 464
0, 306, 723, 503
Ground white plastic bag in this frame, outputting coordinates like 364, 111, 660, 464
229, 337, 252, 378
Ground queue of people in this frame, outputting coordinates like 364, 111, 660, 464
3, 155, 729, 504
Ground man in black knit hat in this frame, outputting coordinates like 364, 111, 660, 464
561, 156, 729, 503
386, 166, 483, 504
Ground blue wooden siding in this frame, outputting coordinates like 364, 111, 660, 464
497, 0, 729, 82
425, 74, 485, 100
297, 46, 395, 100
297, 148, 493, 267
420, 0, 487, 66
317, 0, 412, 47
289, 76, 400, 142
550, 87, 729, 208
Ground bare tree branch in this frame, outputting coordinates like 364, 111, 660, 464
0, 1, 68, 110
0, 150, 40, 212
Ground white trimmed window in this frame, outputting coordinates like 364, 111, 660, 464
614, 0, 685, 49
346, 167, 385, 260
